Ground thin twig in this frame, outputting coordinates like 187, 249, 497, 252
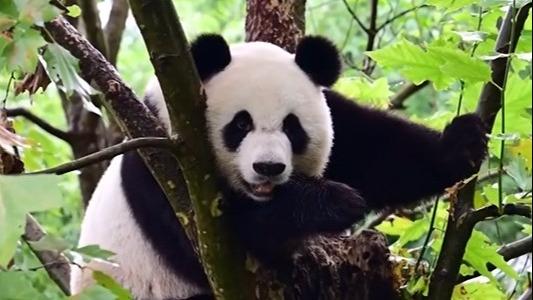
23, 215, 71, 295
4, 107, 73, 143
415, 197, 440, 271
376, 4, 429, 32
499, 235, 532, 261
388, 81, 429, 110
30, 137, 174, 175
498, 0, 519, 210
341, 0, 370, 34
2, 73, 15, 108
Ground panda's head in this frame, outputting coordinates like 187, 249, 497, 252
191, 34, 341, 201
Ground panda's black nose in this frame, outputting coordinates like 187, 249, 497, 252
253, 162, 286, 176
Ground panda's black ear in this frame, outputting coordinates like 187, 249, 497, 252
191, 34, 232, 81
295, 36, 341, 87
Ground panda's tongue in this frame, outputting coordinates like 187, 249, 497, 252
251, 182, 274, 195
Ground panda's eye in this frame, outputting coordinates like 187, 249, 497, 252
236, 119, 252, 131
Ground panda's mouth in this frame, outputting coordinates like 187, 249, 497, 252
242, 180, 275, 199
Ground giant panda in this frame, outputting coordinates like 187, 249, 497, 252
70, 34, 488, 299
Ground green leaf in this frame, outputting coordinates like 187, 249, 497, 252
14, 0, 60, 26
42, 43, 100, 114
481, 185, 499, 206
334, 77, 392, 108
397, 218, 429, 247
69, 285, 118, 300
28, 234, 70, 252
463, 230, 518, 284
376, 216, 414, 236
2, 26, 46, 73
0, 174, 62, 267
428, 46, 491, 84
428, 0, 478, 11
93, 271, 132, 300
0, 272, 46, 300
66, 4, 82, 18
506, 156, 532, 191
453, 282, 505, 300
71, 245, 115, 262
366, 40, 490, 90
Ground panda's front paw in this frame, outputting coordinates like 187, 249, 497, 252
440, 113, 488, 178
323, 180, 368, 225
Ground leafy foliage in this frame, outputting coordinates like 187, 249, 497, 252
0, 174, 62, 266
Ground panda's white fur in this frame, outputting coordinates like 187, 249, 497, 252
70, 156, 206, 298
71, 41, 333, 297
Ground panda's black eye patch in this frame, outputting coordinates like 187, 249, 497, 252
223, 110, 254, 152
283, 113, 309, 154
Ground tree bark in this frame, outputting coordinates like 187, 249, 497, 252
245, 0, 306, 52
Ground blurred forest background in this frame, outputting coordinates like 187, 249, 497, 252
0, 0, 531, 299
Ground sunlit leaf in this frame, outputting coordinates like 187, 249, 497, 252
334, 77, 392, 107
428, 0, 478, 11
463, 230, 518, 284
376, 216, 414, 236
510, 138, 532, 170
93, 271, 133, 300
0, 174, 62, 267
66, 4, 82, 18
452, 281, 505, 300
367, 39, 490, 91
69, 285, 117, 300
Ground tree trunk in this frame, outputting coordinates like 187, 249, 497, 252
245, 1, 397, 299
245, 0, 306, 52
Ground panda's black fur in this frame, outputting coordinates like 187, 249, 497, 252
82, 34, 488, 299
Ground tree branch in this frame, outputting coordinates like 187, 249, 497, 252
366, 0, 378, 51
128, 1, 255, 298
388, 81, 429, 110
44, 15, 194, 224
4, 108, 73, 143
341, 0, 370, 34
468, 204, 532, 224
427, 4, 532, 299
78, 0, 108, 57
23, 215, 71, 295
499, 235, 532, 261
30, 137, 174, 175
104, 0, 129, 66
376, 5, 429, 32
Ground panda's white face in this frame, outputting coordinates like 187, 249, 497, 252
204, 42, 333, 201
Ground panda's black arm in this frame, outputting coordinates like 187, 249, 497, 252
324, 89, 488, 210
225, 176, 367, 262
